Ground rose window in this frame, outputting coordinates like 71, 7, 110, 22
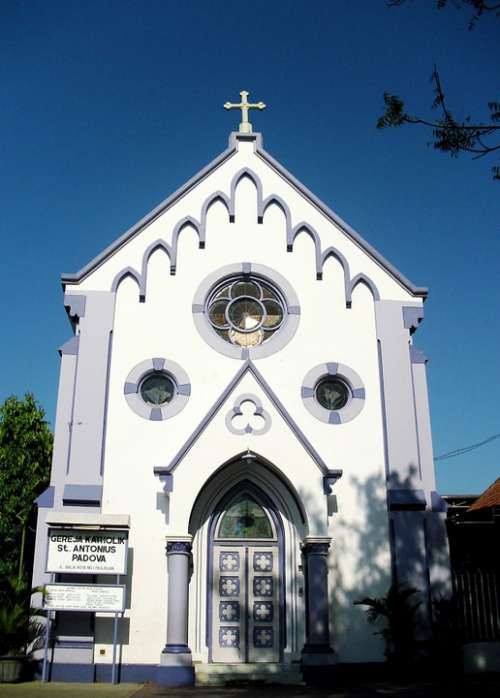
206, 276, 285, 348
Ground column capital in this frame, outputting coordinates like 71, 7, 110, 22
301, 537, 331, 556
165, 536, 192, 555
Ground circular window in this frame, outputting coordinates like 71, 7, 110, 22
124, 358, 190, 421
302, 363, 366, 424
140, 373, 175, 405
193, 263, 300, 360
206, 276, 285, 349
315, 377, 349, 411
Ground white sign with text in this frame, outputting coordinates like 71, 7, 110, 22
43, 583, 125, 613
46, 528, 128, 574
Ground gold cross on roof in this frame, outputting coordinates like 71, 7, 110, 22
224, 90, 266, 134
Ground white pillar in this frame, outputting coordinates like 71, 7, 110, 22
161, 537, 193, 668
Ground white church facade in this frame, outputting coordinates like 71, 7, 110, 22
32, 96, 451, 686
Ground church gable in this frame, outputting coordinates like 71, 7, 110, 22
32, 100, 450, 686
63, 131, 426, 308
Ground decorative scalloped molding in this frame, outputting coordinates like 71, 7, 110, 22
110, 166, 383, 308
348, 274, 380, 307
111, 266, 142, 293
63, 132, 427, 301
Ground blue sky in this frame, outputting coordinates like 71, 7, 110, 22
1, 0, 499, 494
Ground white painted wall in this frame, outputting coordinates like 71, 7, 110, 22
71, 135, 422, 666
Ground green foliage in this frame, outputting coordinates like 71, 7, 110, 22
0, 394, 53, 582
354, 582, 422, 666
0, 575, 44, 656
377, 93, 407, 129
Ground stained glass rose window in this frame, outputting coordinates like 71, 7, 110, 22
206, 276, 285, 348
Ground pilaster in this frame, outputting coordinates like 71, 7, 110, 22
374, 300, 421, 489
301, 537, 335, 667
64, 291, 115, 505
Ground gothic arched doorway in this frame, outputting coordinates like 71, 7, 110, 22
207, 482, 284, 663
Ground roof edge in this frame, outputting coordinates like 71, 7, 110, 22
61, 139, 237, 287
255, 146, 428, 299
62, 130, 427, 299
467, 477, 500, 512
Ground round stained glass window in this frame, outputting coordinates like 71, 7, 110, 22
206, 275, 285, 348
140, 373, 175, 405
231, 281, 260, 299
227, 298, 263, 331
315, 377, 349, 411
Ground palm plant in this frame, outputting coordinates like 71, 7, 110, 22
354, 582, 422, 667
0, 575, 44, 657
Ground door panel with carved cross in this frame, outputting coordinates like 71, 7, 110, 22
211, 544, 280, 663
247, 545, 279, 662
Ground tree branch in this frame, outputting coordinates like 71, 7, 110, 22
387, 0, 500, 30
377, 67, 500, 178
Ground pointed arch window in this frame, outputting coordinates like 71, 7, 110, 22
216, 496, 275, 539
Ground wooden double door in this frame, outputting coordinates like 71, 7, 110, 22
211, 543, 280, 663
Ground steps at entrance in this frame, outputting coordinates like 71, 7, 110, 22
195, 662, 304, 686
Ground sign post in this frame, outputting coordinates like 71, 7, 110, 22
111, 575, 120, 685
43, 527, 129, 684
41, 574, 54, 683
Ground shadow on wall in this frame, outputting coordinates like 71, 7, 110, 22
299, 465, 452, 665
108, 465, 451, 669
330, 470, 392, 663
89, 463, 452, 669
156, 492, 170, 525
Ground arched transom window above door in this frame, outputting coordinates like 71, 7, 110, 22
216, 496, 276, 540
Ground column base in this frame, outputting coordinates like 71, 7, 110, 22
301, 644, 336, 666
160, 645, 192, 667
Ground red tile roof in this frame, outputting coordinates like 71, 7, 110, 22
468, 478, 500, 511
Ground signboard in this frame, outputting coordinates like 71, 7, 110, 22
43, 583, 125, 613
46, 528, 128, 575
